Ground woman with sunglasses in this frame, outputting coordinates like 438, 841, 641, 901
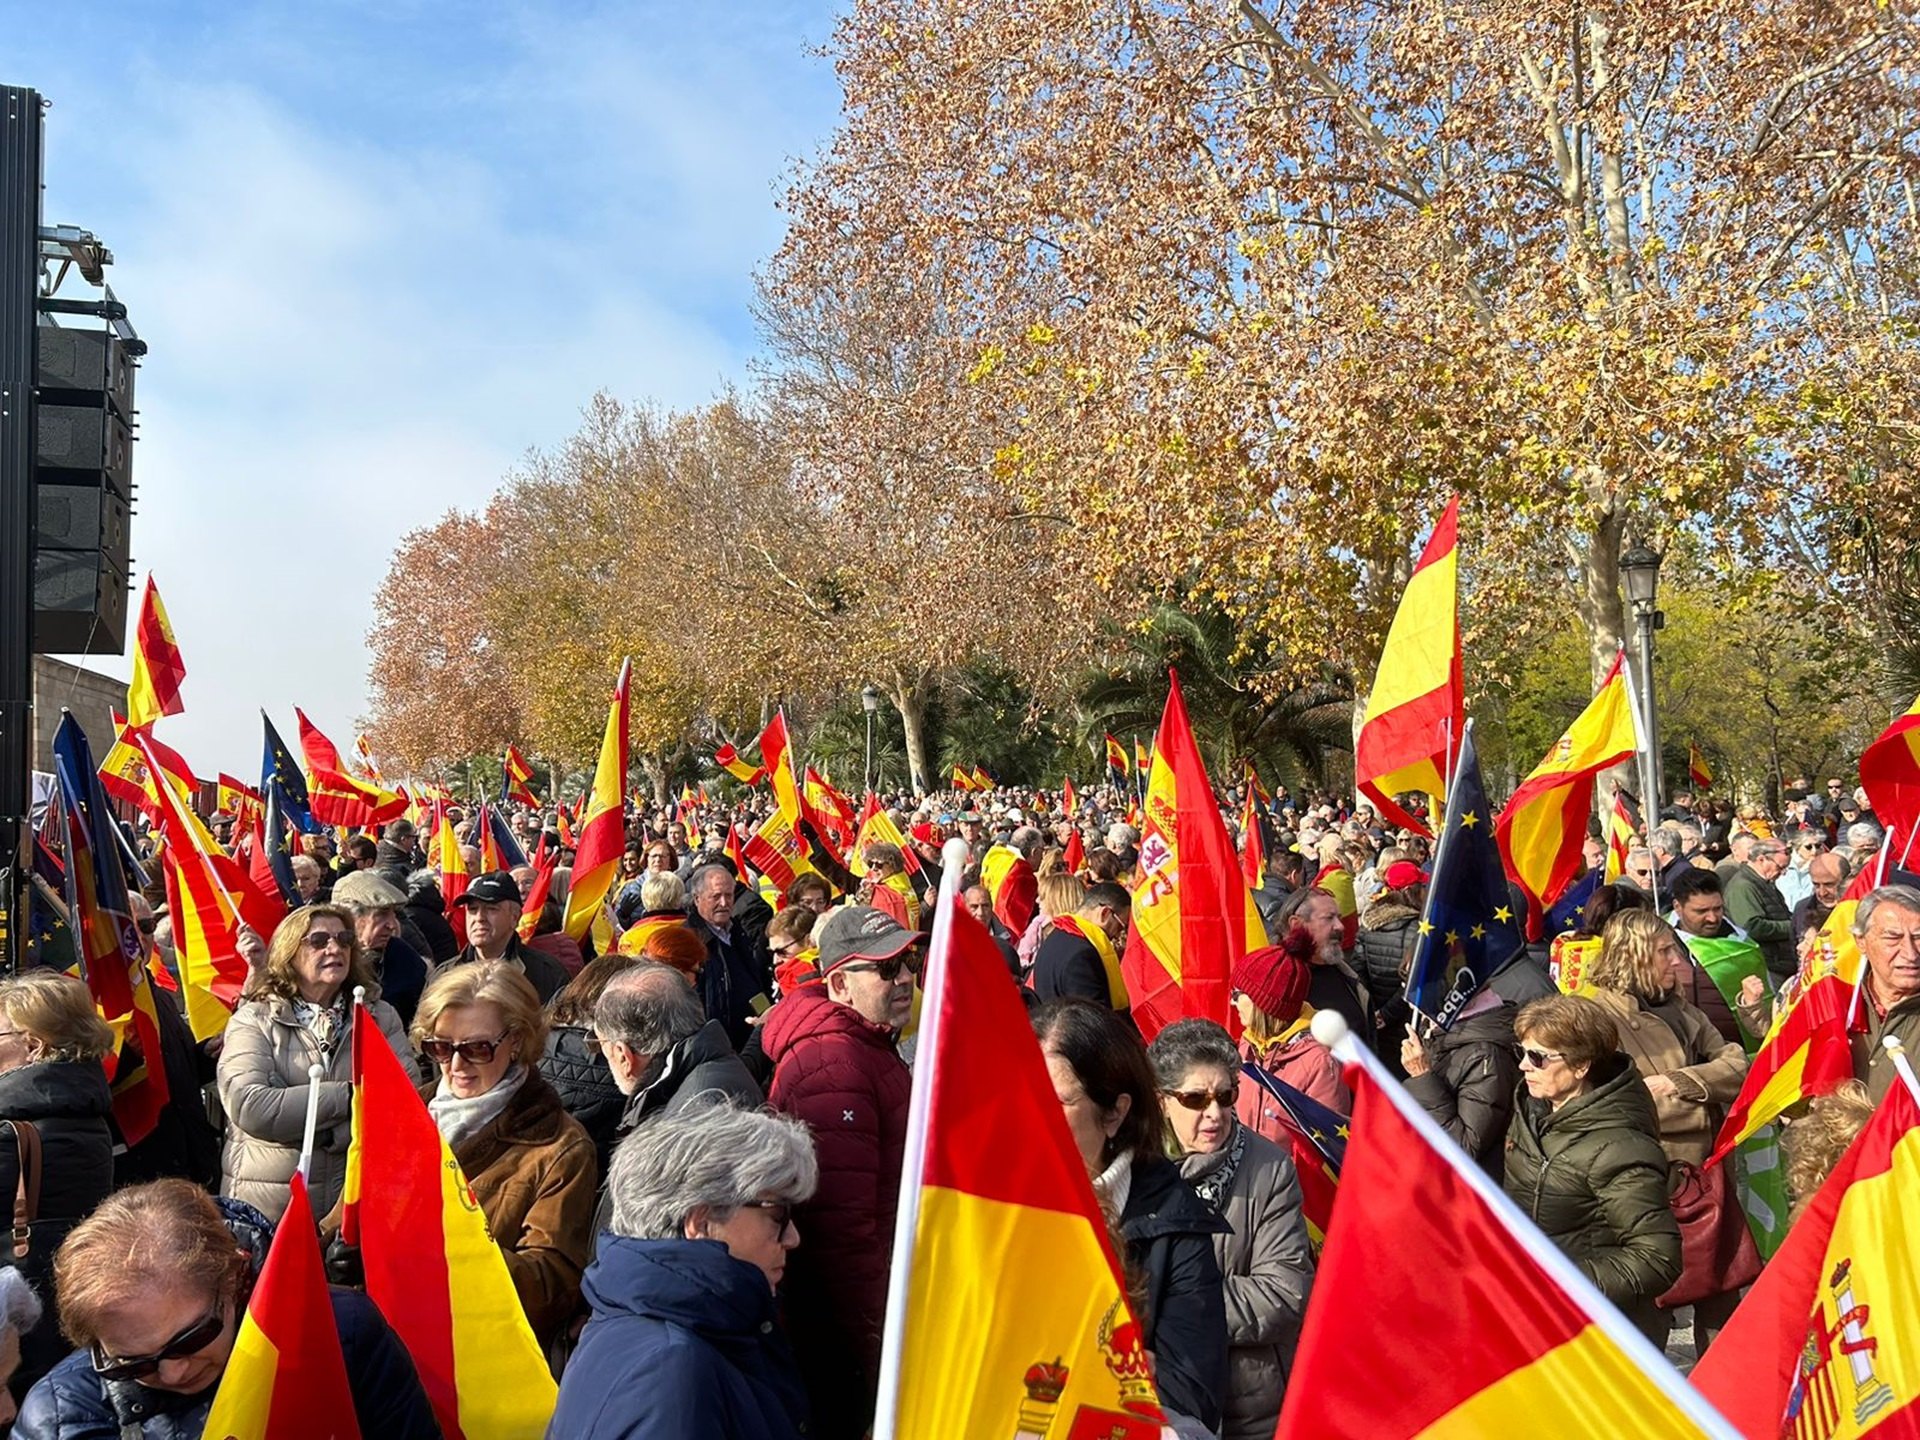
14, 1179, 437, 1440
0, 972, 115, 1399
216, 905, 412, 1223
548, 1104, 817, 1439
412, 961, 597, 1345
1035, 1000, 1228, 1437
1149, 1019, 1313, 1440
1503, 995, 1681, 1342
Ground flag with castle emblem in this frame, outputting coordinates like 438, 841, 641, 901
876, 867, 1162, 1440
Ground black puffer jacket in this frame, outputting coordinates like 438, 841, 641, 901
1502, 1052, 1680, 1337
1403, 1004, 1520, 1178
541, 1023, 625, 1176
1117, 1154, 1231, 1434
14, 1198, 440, 1439
0, 1060, 115, 1396
405, 878, 461, 963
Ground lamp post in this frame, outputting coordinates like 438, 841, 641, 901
861, 685, 881, 795
1619, 544, 1664, 816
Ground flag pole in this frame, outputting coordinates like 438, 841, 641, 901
873, 837, 967, 1440
297, 1061, 325, 1182
1885, 1036, 1920, 1110
1311, 1010, 1744, 1440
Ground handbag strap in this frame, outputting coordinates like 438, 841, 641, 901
7, 1119, 41, 1260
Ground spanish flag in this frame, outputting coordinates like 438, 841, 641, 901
1494, 651, 1639, 939
124, 574, 188, 729
436, 802, 470, 948
1104, 732, 1129, 781
757, 710, 806, 828
1693, 1071, 1920, 1438
1060, 776, 1078, 816
98, 712, 198, 825
1244, 760, 1270, 805
204, 1173, 361, 1440
1688, 741, 1714, 792
972, 764, 993, 791
876, 869, 1163, 1439
1277, 1015, 1739, 1440
714, 741, 766, 785
341, 1004, 557, 1438
296, 710, 408, 827
1238, 784, 1265, 890
1354, 497, 1462, 837
1860, 691, 1920, 842
950, 764, 975, 792
1133, 738, 1150, 776
1124, 670, 1268, 1039
502, 743, 538, 807
562, 659, 630, 942
1706, 969, 1855, 1166
1607, 787, 1643, 882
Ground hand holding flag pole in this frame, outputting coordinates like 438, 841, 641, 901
1887, 1035, 1920, 1108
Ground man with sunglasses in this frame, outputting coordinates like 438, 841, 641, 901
760, 906, 916, 1440
447, 871, 570, 1004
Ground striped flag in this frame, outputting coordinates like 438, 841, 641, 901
124, 575, 188, 728
1238, 783, 1265, 890
1707, 972, 1856, 1165
875, 871, 1162, 1439
1859, 691, 1920, 841
203, 1173, 361, 1439
341, 1004, 556, 1437
1060, 776, 1078, 816
1240, 1065, 1344, 1248
562, 660, 630, 942
714, 741, 766, 785
1276, 1018, 1739, 1440
1104, 732, 1129, 783
1353, 497, 1462, 838
296, 709, 408, 827
1688, 741, 1714, 791
502, 744, 538, 806
435, 803, 470, 948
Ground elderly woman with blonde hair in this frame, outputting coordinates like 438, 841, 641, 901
217, 905, 412, 1222
409, 961, 597, 1344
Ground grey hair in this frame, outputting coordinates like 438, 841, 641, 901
1650, 825, 1683, 857
1010, 825, 1044, 859
1146, 1018, 1240, 1090
0, 1266, 41, 1337
1625, 846, 1654, 866
1852, 884, 1920, 938
606, 1102, 818, 1239
640, 872, 688, 913
1105, 823, 1137, 848
596, 960, 709, 1054
1676, 821, 1703, 844
1847, 822, 1884, 850
688, 863, 733, 899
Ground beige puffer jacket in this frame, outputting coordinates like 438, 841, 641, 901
216, 989, 412, 1221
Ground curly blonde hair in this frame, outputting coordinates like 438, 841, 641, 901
1588, 909, 1679, 1004
1784, 1081, 1875, 1218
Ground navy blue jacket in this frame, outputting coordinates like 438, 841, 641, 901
546, 1236, 808, 1440
16, 1288, 438, 1440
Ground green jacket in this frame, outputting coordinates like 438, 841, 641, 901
1503, 1053, 1680, 1322
1721, 863, 1794, 977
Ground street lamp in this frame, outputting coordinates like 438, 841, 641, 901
861, 685, 882, 795
1619, 543, 1664, 816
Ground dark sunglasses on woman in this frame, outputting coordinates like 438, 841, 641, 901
91, 1309, 225, 1382
422, 1033, 510, 1065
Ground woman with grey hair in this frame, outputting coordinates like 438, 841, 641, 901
0, 1267, 42, 1425
547, 1103, 817, 1439
1150, 1017, 1316, 1440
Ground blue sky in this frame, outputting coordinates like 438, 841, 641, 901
15, 0, 842, 773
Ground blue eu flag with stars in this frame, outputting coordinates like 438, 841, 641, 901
261, 713, 319, 903
1404, 724, 1525, 1028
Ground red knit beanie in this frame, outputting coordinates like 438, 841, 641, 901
1231, 929, 1313, 1023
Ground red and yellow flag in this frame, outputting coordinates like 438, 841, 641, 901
1688, 741, 1714, 792
562, 660, 630, 942
1244, 760, 1270, 805
125, 575, 187, 729
1132, 740, 1149, 776
1607, 788, 1642, 882
1124, 671, 1268, 1039
436, 803, 470, 948
1694, 1074, 1920, 1439
743, 809, 815, 897
341, 1005, 556, 1438
503, 744, 538, 807
99, 713, 198, 825
971, 764, 993, 792
949, 764, 975, 792
296, 710, 408, 827
204, 1172, 361, 1440
714, 741, 766, 785
1238, 784, 1265, 890
1060, 776, 1079, 816
1707, 970, 1856, 1166
1278, 1019, 1737, 1439
1860, 692, 1920, 843
757, 710, 805, 827
1354, 496, 1462, 837
1494, 651, 1639, 939
876, 877, 1162, 1439
1104, 732, 1129, 779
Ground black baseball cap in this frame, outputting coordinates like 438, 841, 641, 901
456, 871, 522, 907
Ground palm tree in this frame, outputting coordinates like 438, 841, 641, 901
1075, 600, 1353, 785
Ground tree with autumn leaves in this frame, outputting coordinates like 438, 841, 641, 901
366, 0, 1918, 799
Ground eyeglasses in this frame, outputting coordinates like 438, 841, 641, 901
838, 955, 921, 983
302, 931, 351, 952
91, 1309, 225, 1381
1628, 867, 1654, 880
136, 917, 158, 935
740, 1199, 795, 1231
1515, 1045, 1566, 1069
1162, 1084, 1237, 1111
772, 941, 805, 959
1799, 842, 1829, 853
422, 1033, 511, 1065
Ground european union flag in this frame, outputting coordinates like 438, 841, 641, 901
1404, 724, 1525, 1028
1544, 865, 1603, 937
1242, 1064, 1346, 1246
483, 803, 528, 872
261, 712, 318, 902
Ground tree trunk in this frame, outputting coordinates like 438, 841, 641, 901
640, 754, 669, 807
891, 667, 935, 796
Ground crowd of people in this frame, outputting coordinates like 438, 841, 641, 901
0, 766, 1912, 1437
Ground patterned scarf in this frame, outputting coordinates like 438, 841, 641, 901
1179, 1118, 1248, 1215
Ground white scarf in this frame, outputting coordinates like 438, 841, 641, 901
428, 1063, 527, 1149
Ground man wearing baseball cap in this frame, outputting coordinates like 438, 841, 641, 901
760, 906, 917, 1440
445, 870, 570, 1003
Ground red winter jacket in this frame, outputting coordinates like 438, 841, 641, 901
761, 989, 911, 1439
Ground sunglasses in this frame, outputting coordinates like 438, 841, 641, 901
1515, 1046, 1566, 1069
1799, 842, 1829, 853
838, 955, 920, 983
422, 1033, 511, 1065
302, 931, 351, 952
92, 1309, 225, 1381
136, 917, 158, 935
740, 1199, 795, 1230
1163, 1084, 1237, 1111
